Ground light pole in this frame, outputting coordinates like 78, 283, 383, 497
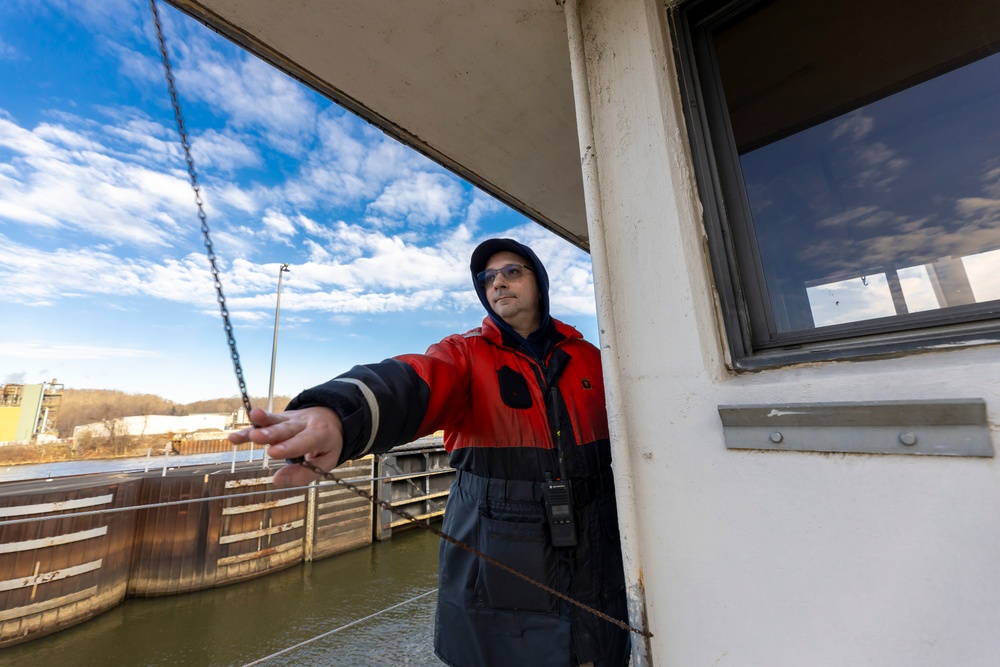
267, 263, 290, 413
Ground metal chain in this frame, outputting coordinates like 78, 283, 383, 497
296, 459, 652, 638
147, 0, 650, 641
149, 0, 253, 418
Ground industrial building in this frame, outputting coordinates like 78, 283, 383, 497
0, 381, 62, 445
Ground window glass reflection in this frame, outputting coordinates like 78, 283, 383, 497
896, 265, 939, 314
964, 248, 1000, 303
806, 275, 895, 328
737, 46, 1000, 334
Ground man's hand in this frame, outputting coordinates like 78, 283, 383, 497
228, 406, 344, 487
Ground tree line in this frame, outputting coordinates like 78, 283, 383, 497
54, 389, 291, 438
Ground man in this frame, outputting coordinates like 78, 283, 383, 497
231, 238, 630, 667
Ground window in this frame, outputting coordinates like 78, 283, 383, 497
675, 0, 1000, 366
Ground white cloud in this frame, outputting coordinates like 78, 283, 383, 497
0, 115, 196, 246
0, 342, 158, 360
300, 239, 330, 264
277, 112, 432, 214
73, 2, 316, 160
896, 265, 941, 313
285, 288, 450, 315
827, 111, 908, 190
39, 0, 143, 32
0, 0, 598, 405
100, 115, 179, 163
176, 223, 477, 317
279, 115, 424, 211
359, 132, 424, 183
955, 196, 1000, 222
963, 248, 1000, 303
34, 123, 105, 151
983, 161, 1000, 198
190, 129, 262, 172
296, 214, 324, 237
0, 234, 219, 307
0, 221, 558, 321
284, 164, 370, 209
207, 225, 260, 264
1, 8, 591, 319
221, 309, 274, 326
0, 116, 59, 159
508, 223, 597, 317
167, 36, 318, 157
0, 108, 293, 254
466, 190, 504, 227
261, 209, 297, 241
314, 111, 368, 174
807, 274, 897, 327
226, 220, 598, 319
367, 172, 465, 226
831, 111, 874, 142
210, 182, 263, 214
852, 142, 909, 189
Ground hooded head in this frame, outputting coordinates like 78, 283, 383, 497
470, 238, 551, 341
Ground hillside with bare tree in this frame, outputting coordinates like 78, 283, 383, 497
55, 390, 291, 438
1, 390, 292, 465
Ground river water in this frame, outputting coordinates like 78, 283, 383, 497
0, 449, 269, 483
0, 527, 441, 667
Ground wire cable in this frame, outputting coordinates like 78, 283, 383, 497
0, 471, 410, 527
241, 589, 437, 667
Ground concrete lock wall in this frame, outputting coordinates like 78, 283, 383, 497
0, 444, 450, 648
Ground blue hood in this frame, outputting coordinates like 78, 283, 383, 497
470, 238, 552, 354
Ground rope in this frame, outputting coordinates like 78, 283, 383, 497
241, 589, 437, 667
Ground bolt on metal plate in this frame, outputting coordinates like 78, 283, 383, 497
717, 399, 993, 457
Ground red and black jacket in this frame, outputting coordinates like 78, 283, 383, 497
287, 315, 612, 481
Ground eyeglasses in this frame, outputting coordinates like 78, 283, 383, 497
477, 263, 534, 287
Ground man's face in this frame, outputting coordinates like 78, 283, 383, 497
483, 251, 542, 334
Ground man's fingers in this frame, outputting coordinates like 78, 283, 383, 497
271, 464, 321, 487
271, 453, 339, 487
257, 425, 312, 456
228, 409, 287, 444
227, 407, 344, 482
244, 419, 308, 449
247, 407, 290, 429
228, 429, 250, 444
251, 407, 290, 425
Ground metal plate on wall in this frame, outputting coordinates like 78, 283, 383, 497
718, 399, 993, 457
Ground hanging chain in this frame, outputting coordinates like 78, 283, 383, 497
296, 459, 652, 638
148, 0, 650, 641
149, 0, 253, 418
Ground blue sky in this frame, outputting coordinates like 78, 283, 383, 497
0, 0, 598, 404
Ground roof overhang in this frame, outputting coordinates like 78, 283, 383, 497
167, 0, 589, 250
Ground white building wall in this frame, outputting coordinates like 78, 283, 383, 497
73, 414, 230, 439
578, 1, 1000, 665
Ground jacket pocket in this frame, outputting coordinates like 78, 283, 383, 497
474, 514, 557, 613
496, 365, 533, 409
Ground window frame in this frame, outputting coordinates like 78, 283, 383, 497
670, 0, 1000, 369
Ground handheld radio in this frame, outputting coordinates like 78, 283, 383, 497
543, 474, 578, 547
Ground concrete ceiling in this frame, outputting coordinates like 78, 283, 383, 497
168, 0, 589, 250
